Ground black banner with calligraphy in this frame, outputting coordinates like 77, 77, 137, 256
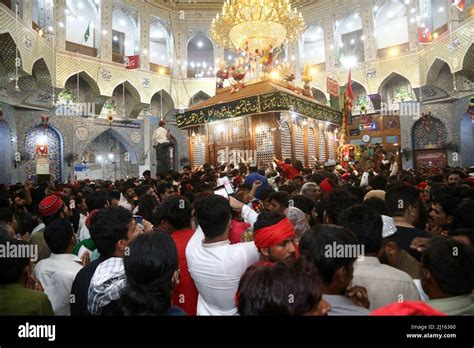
176, 92, 341, 128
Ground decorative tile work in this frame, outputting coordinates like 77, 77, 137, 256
280, 121, 292, 160
25, 125, 62, 181
307, 126, 317, 166
294, 124, 305, 163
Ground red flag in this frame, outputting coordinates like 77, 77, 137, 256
451, 0, 465, 11
344, 70, 354, 112
417, 27, 433, 44
124, 55, 140, 69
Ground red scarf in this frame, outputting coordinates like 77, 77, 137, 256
253, 218, 295, 249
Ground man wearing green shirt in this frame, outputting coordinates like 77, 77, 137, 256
0, 239, 53, 315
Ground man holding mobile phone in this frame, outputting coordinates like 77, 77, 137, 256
243, 165, 268, 200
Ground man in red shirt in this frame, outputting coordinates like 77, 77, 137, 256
273, 156, 300, 181
160, 196, 198, 315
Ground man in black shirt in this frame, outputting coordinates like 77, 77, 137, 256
385, 184, 429, 260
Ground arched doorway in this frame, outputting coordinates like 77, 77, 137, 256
81, 129, 138, 180
25, 124, 64, 182
0, 120, 13, 184
187, 33, 214, 78
412, 114, 448, 169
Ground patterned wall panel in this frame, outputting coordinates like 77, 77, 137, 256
256, 122, 274, 167
294, 124, 306, 163
318, 127, 327, 162
280, 121, 292, 160
327, 130, 336, 160
0, 6, 53, 74
412, 116, 448, 150
307, 126, 317, 167
0, 120, 13, 184
192, 135, 206, 168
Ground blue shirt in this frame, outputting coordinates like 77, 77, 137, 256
244, 172, 269, 200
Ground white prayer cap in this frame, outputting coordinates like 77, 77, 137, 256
382, 215, 397, 238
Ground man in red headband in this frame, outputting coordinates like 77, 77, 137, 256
252, 212, 297, 263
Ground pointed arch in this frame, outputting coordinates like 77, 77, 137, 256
63, 71, 101, 97
32, 58, 52, 88
188, 90, 211, 107
84, 128, 139, 165
378, 72, 415, 96
111, 80, 142, 105
187, 32, 215, 78
150, 89, 175, 119
425, 58, 452, 87
311, 87, 328, 105
0, 33, 26, 88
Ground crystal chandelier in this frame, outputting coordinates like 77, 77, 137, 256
210, 0, 306, 53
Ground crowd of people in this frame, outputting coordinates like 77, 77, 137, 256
1, 157, 474, 316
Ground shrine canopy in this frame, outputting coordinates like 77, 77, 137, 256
176, 80, 342, 129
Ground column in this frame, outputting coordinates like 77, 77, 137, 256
20, 0, 32, 28
360, 1, 377, 61
171, 22, 187, 79
447, 0, 463, 29
322, 18, 336, 69
408, 0, 421, 51
99, 0, 113, 61
139, 10, 150, 70
287, 41, 299, 75
53, 0, 66, 51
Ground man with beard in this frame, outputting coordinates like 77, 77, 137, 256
252, 212, 297, 263
446, 169, 464, 187
118, 183, 135, 212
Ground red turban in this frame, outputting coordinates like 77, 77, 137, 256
417, 181, 428, 190
320, 178, 333, 193
253, 217, 295, 249
371, 301, 446, 316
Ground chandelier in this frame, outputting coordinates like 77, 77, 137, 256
210, 0, 306, 53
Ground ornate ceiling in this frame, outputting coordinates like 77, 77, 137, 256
149, 0, 317, 11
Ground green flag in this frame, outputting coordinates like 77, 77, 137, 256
84, 21, 91, 43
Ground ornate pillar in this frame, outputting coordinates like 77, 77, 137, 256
360, 1, 377, 61
140, 10, 150, 70
171, 22, 187, 79
447, 0, 463, 29
100, 0, 113, 61
20, 0, 32, 27
53, 0, 66, 51
408, 0, 421, 51
322, 18, 336, 69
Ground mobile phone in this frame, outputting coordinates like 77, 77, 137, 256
213, 185, 229, 199
224, 183, 234, 195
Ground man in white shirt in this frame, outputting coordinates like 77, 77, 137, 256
338, 205, 420, 310
118, 184, 134, 212
186, 195, 259, 315
33, 218, 83, 315
153, 120, 172, 175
